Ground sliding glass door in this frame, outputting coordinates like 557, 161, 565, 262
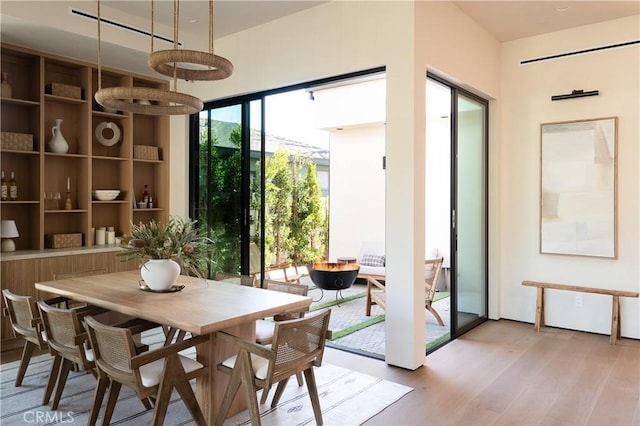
453, 92, 488, 333
191, 100, 265, 278
426, 74, 488, 344
193, 104, 243, 275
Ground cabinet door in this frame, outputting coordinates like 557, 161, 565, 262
1, 252, 137, 344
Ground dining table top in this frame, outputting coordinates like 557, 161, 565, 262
35, 270, 312, 336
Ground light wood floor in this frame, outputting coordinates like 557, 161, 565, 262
325, 319, 640, 425
3, 320, 638, 425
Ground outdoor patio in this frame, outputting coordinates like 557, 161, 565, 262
298, 275, 451, 359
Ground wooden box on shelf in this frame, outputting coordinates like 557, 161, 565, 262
1, 132, 33, 151
45, 82, 83, 100
44, 233, 83, 249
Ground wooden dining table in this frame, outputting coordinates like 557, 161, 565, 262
35, 270, 312, 425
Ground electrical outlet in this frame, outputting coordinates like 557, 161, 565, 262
575, 295, 583, 307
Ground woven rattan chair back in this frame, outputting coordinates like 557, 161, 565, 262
37, 299, 97, 410
270, 308, 329, 378
215, 309, 331, 426
38, 301, 92, 368
2, 289, 47, 387
85, 315, 208, 426
85, 315, 142, 390
3, 289, 42, 344
214, 271, 255, 287
265, 279, 309, 321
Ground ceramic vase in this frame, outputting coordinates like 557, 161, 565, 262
140, 259, 181, 291
48, 119, 69, 154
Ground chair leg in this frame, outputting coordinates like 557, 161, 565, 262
426, 301, 445, 326
365, 280, 373, 316
102, 381, 122, 426
296, 372, 304, 387
15, 341, 36, 387
260, 385, 271, 405
42, 355, 62, 405
141, 397, 153, 410
51, 358, 73, 410
151, 357, 175, 426
215, 365, 244, 426
238, 351, 261, 426
271, 377, 291, 408
303, 367, 323, 425
168, 356, 206, 426
88, 376, 109, 426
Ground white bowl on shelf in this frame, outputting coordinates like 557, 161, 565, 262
92, 190, 120, 201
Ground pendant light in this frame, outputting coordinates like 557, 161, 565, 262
94, 0, 203, 116
147, 0, 233, 81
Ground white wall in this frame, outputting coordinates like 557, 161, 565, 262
312, 78, 386, 262
328, 125, 386, 261
500, 15, 640, 338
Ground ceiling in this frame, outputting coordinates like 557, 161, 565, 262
0, 1, 638, 77
453, 1, 639, 42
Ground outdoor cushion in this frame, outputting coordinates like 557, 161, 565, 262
361, 254, 385, 267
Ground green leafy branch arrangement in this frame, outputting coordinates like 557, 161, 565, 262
118, 216, 215, 278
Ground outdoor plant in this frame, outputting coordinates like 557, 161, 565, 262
118, 216, 215, 278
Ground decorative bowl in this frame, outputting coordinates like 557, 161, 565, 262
92, 189, 120, 201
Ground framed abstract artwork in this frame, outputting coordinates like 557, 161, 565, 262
540, 117, 617, 258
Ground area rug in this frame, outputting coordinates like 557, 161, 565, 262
0, 353, 412, 425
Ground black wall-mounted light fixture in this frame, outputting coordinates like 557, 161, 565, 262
551, 89, 599, 101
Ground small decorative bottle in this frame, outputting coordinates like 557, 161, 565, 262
8, 171, 18, 201
1, 72, 12, 98
1, 171, 8, 201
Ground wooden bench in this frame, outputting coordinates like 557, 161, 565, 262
522, 281, 639, 345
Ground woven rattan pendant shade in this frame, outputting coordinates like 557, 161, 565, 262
93, 0, 203, 116
95, 87, 202, 116
148, 0, 233, 81
148, 50, 233, 81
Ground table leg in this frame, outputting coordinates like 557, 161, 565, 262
196, 321, 255, 425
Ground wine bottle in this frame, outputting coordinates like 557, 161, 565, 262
8, 171, 17, 201
1, 171, 7, 201
141, 184, 150, 206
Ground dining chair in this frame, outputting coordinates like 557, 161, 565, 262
214, 271, 255, 287
215, 308, 332, 426
423, 257, 445, 326
255, 279, 310, 344
365, 256, 445, 326
2, 289, 69, 387
255, 279, 310, 399
36, 299, 110, 409
84, 315, 209, 426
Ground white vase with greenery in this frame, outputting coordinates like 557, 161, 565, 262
118, 216, 214, 291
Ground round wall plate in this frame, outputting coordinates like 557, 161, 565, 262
95, 121, 121, 147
